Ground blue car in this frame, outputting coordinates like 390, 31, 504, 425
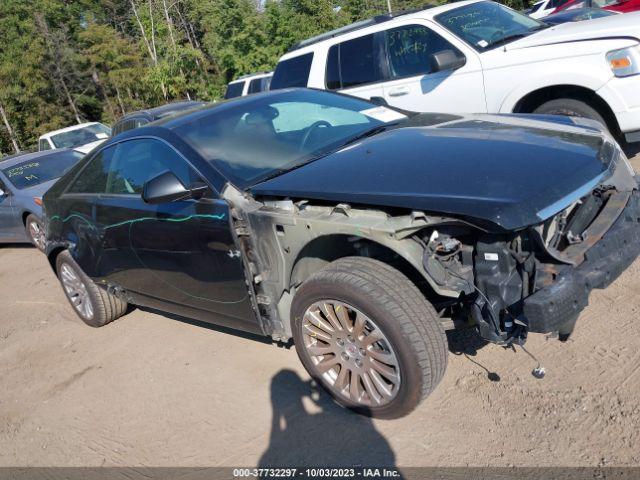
0, 149, 84, 251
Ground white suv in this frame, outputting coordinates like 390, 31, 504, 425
271, 0, 640, 144
224, 71, 273, 99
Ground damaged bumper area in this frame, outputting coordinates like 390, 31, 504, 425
524, 190, 640, 335
471, 187, 640, 344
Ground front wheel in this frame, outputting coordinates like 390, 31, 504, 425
25, 214, 45, 252
291, 257, 448, 419
533, 98, 608, 131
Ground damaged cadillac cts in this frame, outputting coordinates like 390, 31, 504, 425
43, 89, 640, 418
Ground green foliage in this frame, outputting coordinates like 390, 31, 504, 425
0, 0, 533, 155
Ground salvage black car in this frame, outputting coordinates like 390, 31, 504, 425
42, 88, 640, 418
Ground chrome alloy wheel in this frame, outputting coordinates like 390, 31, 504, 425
301, 300, 401, 407
60, 263, 94, 319
28, 220, 45, 251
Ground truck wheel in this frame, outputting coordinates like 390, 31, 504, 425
291, 257, 448, 419
25, 214, 46, 252
533, 98, 607, 131
56, 250, 127, 327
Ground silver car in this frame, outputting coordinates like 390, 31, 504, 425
0, 149, 84, 251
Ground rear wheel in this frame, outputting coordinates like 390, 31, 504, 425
533, 98, 608, 131
25, 214, 45, 252
291, 257, 448, 419
56, 250, 127, 327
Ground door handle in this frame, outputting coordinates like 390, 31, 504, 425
388, 88, 409, 97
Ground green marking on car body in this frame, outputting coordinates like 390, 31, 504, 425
49, 212, 226, 230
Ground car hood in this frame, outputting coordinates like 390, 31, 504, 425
507, 11, 640, 49
250, 114, 628, 231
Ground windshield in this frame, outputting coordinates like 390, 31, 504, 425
175, 89, 407, 188
2, 150, 84, 189
436, 1, 546, 52
50, 123, 111, 149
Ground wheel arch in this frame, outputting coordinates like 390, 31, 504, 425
21, 210, 34, 226
511, 84, 621, 138
288, 233, 443, 305
47, 246, 67, 274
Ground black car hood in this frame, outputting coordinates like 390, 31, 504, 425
250, 114, 620, 231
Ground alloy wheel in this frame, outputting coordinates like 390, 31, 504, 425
60, 263, 94, 320
28, 220, 45, 251
301, 300, 401, 407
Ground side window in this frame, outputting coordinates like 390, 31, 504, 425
39, 139, 52, 151
270, 53, 314, 89
385, 25, 461, 78
67, 147, 115, 194
225, 82, 245, 99
248, 78, 263, 94
340, 34, 381, 88
105, 139, 198, 195
325, 34, 381, 90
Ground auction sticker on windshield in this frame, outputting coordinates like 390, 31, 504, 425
360, 106, 407, 123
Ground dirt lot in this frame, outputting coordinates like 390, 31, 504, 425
1, 154, 640, 468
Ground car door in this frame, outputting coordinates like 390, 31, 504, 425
0, 175, 22, 241
329, 32, 386, 103
69, 137, 258, 332
379, 23, 486, 114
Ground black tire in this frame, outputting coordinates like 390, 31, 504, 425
25, 214, 46, 252
533, 98, 608, 131
55, 250, 127, 327
291, 256, 448, 419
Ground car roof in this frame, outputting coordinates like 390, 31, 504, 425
0, 151, 34, 162
112, 89, 357, 139
39, 122, 103, 139
117, 100, 207, 123
282, 0, 484, 58
0, 148, 81, 169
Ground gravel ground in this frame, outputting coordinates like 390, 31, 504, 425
1, 154, 639, 468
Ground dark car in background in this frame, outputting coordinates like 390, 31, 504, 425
43, 88, 640, 418
543, 7, 618, 23
111, 101, 206, 136
0, 149, 84, 251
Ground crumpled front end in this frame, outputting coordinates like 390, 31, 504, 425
467, 143, 640, 344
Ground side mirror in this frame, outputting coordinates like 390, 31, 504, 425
142, 170, 208, 205
369, 96, 389, 107
430, 49, 466, 73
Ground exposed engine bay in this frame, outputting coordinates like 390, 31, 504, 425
222, 172, 640, 347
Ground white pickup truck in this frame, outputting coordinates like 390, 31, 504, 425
271, 0, 640, 145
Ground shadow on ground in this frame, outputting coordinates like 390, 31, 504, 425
258, 369, 397, 468
447, 328, 501, 382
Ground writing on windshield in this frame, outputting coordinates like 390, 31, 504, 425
436, 1, 544, 51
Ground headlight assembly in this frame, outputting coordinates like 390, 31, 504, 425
606, 46, 640, 78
